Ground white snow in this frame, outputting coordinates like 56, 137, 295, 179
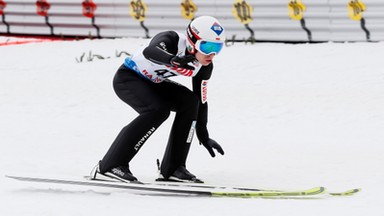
1, 36, 383, 215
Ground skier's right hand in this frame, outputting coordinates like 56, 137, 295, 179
170, 55, 196, 70
200, 138, 225, 158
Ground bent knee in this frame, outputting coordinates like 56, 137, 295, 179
152, 106, 171, 122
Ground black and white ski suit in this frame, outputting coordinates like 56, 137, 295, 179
99, 31, 218, 179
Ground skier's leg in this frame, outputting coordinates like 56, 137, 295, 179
159, 80, 200, 179
99, 66, 170, 173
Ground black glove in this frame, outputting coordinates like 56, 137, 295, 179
200, 138, 224, 157
170, 55, 196, 70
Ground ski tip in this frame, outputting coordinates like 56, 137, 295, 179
306, 186, 326, 195
5, 175, 18, 180
329, 188, 362, 196
319, 186, 327, 193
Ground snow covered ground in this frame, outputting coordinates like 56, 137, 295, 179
1, 36, 383, 215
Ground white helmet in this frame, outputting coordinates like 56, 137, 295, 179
186, 16, 226, 55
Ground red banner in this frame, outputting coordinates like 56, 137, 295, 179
36, 0, 50, 17
0, 0, 6, 15
82, 0, 97, 18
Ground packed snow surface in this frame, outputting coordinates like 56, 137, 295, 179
1, 36, 383, 215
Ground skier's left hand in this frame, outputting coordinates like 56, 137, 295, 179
170, 55, 196, 70
200, 138, 224, 157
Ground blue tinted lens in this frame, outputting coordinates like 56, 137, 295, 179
199, 41, 224, 55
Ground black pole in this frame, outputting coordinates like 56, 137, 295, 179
244, 23, 255, 41
91, 17, 100, 38
1, 13, 10, 34
45, 16, 54, 35
140, 21, 149, 38
360, 17, 371, 41
300, 18, 312, 42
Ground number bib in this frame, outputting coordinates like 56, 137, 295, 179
124, 32, 202, 83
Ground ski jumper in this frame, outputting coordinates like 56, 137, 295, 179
99, 31, 212, 179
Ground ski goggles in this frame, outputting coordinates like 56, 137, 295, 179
195, 40, 224, 55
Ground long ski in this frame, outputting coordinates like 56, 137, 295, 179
6, 175, 327, 198
83, 175, 360, 196
150, 180, 361, 197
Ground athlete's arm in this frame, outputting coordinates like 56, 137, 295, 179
142, 31, 179, 66
192, 64, 212, 142
192, 64, 224, 157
